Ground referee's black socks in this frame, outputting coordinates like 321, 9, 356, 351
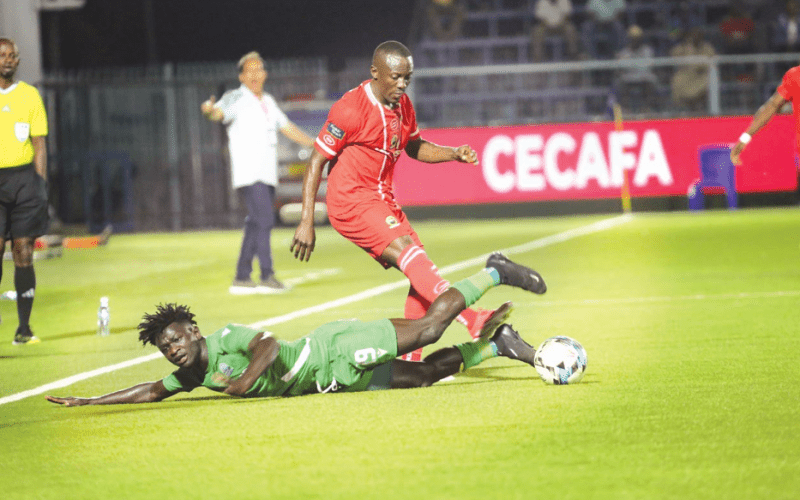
14, 266, 35, 332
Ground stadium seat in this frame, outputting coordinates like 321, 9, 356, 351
687, 145, 737, 210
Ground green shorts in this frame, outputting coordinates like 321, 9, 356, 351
308, 318, 398, 393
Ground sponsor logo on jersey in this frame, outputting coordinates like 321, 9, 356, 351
221, 327, 231, 337
219, 363, 234, 378
327, 122, 344, 139
385, 216, 400, 228
323, 134, 336, 147
2, 105, 10, 113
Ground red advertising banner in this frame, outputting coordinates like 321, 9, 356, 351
393, 115, 797, 206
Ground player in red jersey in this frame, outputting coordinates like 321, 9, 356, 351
731, 65, 800, 165
290, 41, 546, 360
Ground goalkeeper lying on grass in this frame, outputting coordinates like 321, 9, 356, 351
47, 253, 546, 406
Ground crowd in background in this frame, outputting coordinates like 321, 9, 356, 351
410, 0, 800, 114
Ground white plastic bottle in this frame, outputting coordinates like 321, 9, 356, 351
97, 297, 110, 336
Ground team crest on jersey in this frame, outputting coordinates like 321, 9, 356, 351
14, 122, 30, 143
385, 216, 400, 228
219, 363, 234, 378
390, 118, 399, 130
327, 122, 344, 139
323, 134, 336, 146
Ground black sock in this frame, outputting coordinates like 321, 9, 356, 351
15, 266, 35, 332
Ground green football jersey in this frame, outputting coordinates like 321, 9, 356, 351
160, 319, 397, 397
161, 323, 318, 397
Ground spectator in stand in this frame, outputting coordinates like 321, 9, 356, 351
425, 0, 467, 41
615, 25, 659, 113
718, 4, 757, 55
582, 0, 627, 60
772, 0, 800, 52
670, 28, 717, 112
667, 1, 703, 46
530, 0, 580, 61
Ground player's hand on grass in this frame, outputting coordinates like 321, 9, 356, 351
46, 395, 90, 407
454, 145, 478, 165
212, 372, 248, 396
290, 220, 316, 262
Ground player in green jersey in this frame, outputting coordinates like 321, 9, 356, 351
46, 253, 544, 406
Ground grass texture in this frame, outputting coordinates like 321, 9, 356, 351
0, 208, 798, 500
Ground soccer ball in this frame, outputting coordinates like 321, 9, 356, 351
533, 336, 588, 385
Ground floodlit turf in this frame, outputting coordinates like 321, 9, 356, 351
1, 208, 798, 500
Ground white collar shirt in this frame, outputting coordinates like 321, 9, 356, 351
535, 0, 573, 28
215, 84, 289, 188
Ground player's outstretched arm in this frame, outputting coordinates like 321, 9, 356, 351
405, 138, 478, 165
731, 91, 787, 165
219, 334, 280, 397
46, 380, 177, 407
291, 149, 327, 261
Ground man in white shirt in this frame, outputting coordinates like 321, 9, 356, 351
202, 52, 314, 294
531, 0, 579, 61
583, 0, 627, 59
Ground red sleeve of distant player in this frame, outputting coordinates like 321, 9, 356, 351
406, 96, 420, 141
314, 98, 360, 160
777, 66, 800, 102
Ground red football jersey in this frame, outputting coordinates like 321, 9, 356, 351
776, 65, 800, 153
315, 80, 420, 214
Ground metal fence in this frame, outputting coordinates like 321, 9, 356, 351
41, 52, 800, 232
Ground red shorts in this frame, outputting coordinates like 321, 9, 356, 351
328, 200, 422, 269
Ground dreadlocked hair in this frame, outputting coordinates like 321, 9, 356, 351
138, 303, 197, 346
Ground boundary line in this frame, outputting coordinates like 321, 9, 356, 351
0, 214, 632, 406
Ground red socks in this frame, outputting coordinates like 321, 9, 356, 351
397, 245, 482, 361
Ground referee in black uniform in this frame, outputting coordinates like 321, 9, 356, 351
0, 37, 49, 345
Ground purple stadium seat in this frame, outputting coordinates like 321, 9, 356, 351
688, 145, 737, 210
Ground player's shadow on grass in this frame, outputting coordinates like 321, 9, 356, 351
12, 394, 236, 427
456, 365, 537, 382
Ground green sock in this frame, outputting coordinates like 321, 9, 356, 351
454, 339, 498, 371
450, 268, 501, 308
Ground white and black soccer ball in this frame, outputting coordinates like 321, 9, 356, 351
533, 336, 588, 385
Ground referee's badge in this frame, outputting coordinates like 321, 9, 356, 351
385, 216, 400, 228
14, 122, 30, 143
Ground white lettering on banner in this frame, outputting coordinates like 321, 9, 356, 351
609, 130, 637, 186
482, 130, 673, 192
483, 135, 515, 193
634, 130, 673, 186
515, 135, 545, 191
575, 132, 610, 189
544, 132, 575, 191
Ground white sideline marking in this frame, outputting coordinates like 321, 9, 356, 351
283, 268, 340, 288
0, 353, 163, 406
1, 215, 632, 406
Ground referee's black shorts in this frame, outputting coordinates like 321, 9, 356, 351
0, 163, 49, 240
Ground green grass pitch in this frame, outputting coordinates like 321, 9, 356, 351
1, 208, 798, 499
